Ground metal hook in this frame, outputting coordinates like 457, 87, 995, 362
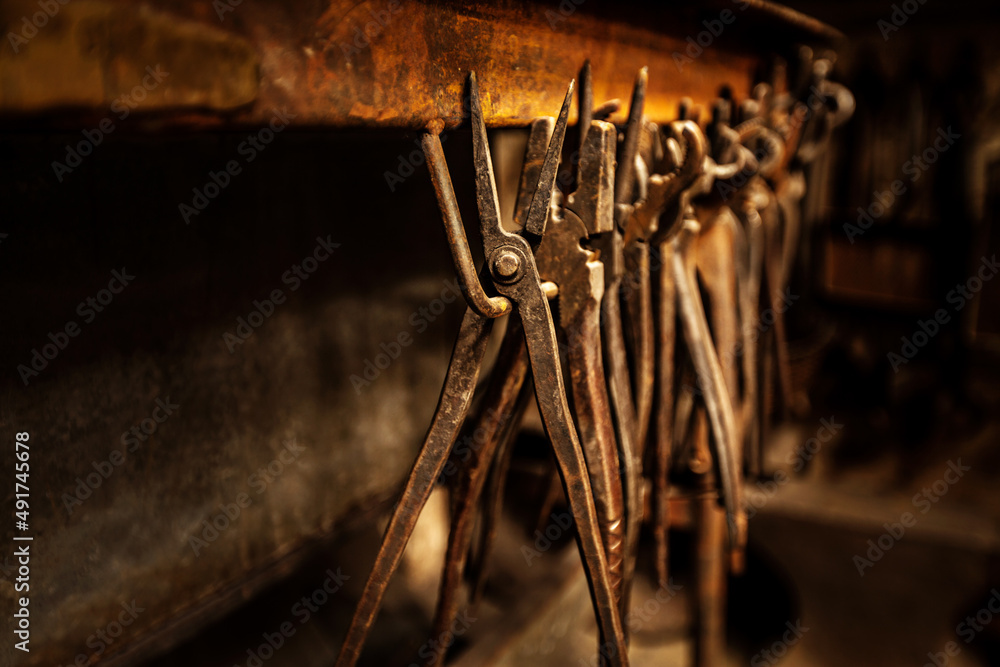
422, 120, 512, 319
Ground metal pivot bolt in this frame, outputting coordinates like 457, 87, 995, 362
492, 250, 521, 281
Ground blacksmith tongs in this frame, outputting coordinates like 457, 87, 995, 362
334, 72, 629, 667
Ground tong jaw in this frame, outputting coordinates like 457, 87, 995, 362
482, 73, 575, 240
467, 72, 574, 299
645, 120, 708, 246
536, 116, 617, 329
566, 120, 617, 237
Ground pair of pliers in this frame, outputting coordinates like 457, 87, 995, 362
434, 64, 630, 652
586, 66, 652, 610
535, 103, 626, 609
722, 100, 787, 475
334, 72, 629, 667
648, 118, 746, 577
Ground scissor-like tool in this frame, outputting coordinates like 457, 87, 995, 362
334, 72, 629, 667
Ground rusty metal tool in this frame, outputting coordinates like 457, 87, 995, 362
586, 67, 651, 612
689, 102, 773, 476
531, 61, 623, 542
671, 215, 743, 667
640, 119, 707, 588
432, 112, 559, 648
530, 61, 643, 619
334, 72, 629, 667
334, 308, 494, 667
731, 116, 785, 475
759, 56, 853, 427
428, 313, 531, 667
536, 114, 625, 607
617, 68, 655, 460
467, 66, 632, 624
475, 66, 629, 616
466, 376, 532, 605
655, 120, 745, 557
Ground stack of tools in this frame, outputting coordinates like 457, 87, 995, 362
337, 56, 854, 667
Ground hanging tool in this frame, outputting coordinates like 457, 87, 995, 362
430, 104, 623, 654
334, 72, 630, 667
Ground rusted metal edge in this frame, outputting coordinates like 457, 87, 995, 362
0, 0, 841, 130
739, 0, 845, 43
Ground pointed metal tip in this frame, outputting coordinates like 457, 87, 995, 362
556, 80, 574, 134
560, 79, 576, 119
523, 80, 574, 238
468, 71, 480, 103
469, 72, 485, 131
635, 67, 648, 92
579, 63, 592, 100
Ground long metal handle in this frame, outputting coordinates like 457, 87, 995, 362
469, 377, 532, 604
622, 241, 654, 453
514, 275, 629, 667
428, 317, 530, 666
602, 272, 642, 618
564, 296, 626, 606
654, 238, 676, 588
672, 221, 744, 550
334, 308, 493, 667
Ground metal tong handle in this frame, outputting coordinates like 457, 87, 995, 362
333, 309, 493, 667
424, 124, 512, 319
